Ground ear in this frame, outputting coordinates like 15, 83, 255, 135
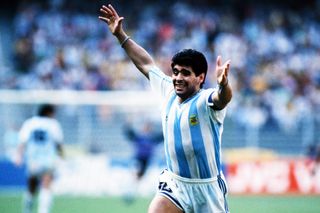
198, 73, 205, 85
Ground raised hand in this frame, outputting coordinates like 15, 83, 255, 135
215, 55, 231, 87
99, 4, 124, 36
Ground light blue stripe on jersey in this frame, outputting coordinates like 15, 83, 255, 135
189, 95, 211, 178
218, 175, 229, 212
174, 110, 191, 178
164, 92, 176, 171
210, 119, 222, 173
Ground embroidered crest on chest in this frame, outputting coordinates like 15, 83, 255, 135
189, 114, 199, 126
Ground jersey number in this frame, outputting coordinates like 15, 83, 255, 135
32, 129, 48, 145
158, 182, 172, 193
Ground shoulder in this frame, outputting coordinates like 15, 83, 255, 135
201, 88, 216, 96
198, 88, 216, 104
149, 66, 173, 100
21, 116, 38, 128
149, 66, 172, 82
46, 118, 62, 129
199, 88, 227, 121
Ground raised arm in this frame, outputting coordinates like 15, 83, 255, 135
212, 56, 232, 110
99, 4, 155, 79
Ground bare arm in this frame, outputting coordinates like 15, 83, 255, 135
99, 4, 155, 79
14, 143, 25, 166
56, 143, 64, 158
212, 56, 232, 110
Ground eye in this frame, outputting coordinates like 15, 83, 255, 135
181, 70, 191, 76
172, 68, 192, 76
172, 69, 179, 76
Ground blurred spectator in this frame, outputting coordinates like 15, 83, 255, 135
2, 0, 320, 135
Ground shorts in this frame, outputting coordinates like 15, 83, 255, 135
157, 169, 229, 213
26, 158, 57, 177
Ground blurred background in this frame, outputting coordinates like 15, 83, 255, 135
0, 0, 320, 212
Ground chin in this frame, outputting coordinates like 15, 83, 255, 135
174, 89, 184, 96
175, 91, 188, 100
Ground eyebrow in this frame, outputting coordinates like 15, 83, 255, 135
172, 68, 192, 74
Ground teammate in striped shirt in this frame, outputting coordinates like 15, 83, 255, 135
99, 4, 232, 213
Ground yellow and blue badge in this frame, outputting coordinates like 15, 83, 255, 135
189, 114, 199, 126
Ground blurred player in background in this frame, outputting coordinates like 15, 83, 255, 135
124, 120, 163, 181
15, 104, 64, 213
99, 4, 232, 213
123, 120, 163, 203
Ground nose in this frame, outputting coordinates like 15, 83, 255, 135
175, 72, 184, 80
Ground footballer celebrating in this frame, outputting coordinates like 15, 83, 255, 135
99, 4, 232, 213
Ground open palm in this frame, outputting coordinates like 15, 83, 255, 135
99, 4, 124, 36
215, 55, 230, 86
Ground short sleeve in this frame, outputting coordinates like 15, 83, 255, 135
149, 66, 173, 100
52, 120, 63, 144
206, 88, 227, 124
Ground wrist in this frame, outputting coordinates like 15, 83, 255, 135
116, 32, 128, 45
120, 36, 130, 48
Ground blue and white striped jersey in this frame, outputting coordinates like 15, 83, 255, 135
149, 67, 226, 179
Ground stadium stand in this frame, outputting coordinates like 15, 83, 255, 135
0, 0, 320, 157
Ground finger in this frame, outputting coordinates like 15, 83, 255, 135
103, 5, 113, 16
108, 4, 120, 18
224, 66, 229, 77
225, 59, 231, 65
221, 62, 230, 76
216, 55, 222, 67
223, 61, 230, 76
100, 8, 112, 18
222, 59, 230, 69
98, 16, 110, 24
117, 17, 124, 25
220, 74, 226, 82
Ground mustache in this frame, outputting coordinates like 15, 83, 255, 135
173, 79, 185, 85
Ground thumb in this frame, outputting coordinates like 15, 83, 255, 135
216, 55, 222, 67
117, 17, 124, 25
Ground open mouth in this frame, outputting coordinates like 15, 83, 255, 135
175, 84, 185, 91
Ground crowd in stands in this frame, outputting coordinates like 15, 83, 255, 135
3, 0, 320, 134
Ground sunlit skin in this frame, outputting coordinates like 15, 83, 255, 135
172, 65, 205, 103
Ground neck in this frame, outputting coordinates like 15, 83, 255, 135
177, 89, 200, 104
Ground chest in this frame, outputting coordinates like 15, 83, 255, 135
164, 97, 211, 135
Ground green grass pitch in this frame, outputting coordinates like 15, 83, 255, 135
1, 192, 320, 213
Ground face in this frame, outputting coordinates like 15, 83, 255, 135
172, 64, 204, 102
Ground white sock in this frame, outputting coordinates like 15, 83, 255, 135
38, 188, 53, 213
23, 192, 34, 213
